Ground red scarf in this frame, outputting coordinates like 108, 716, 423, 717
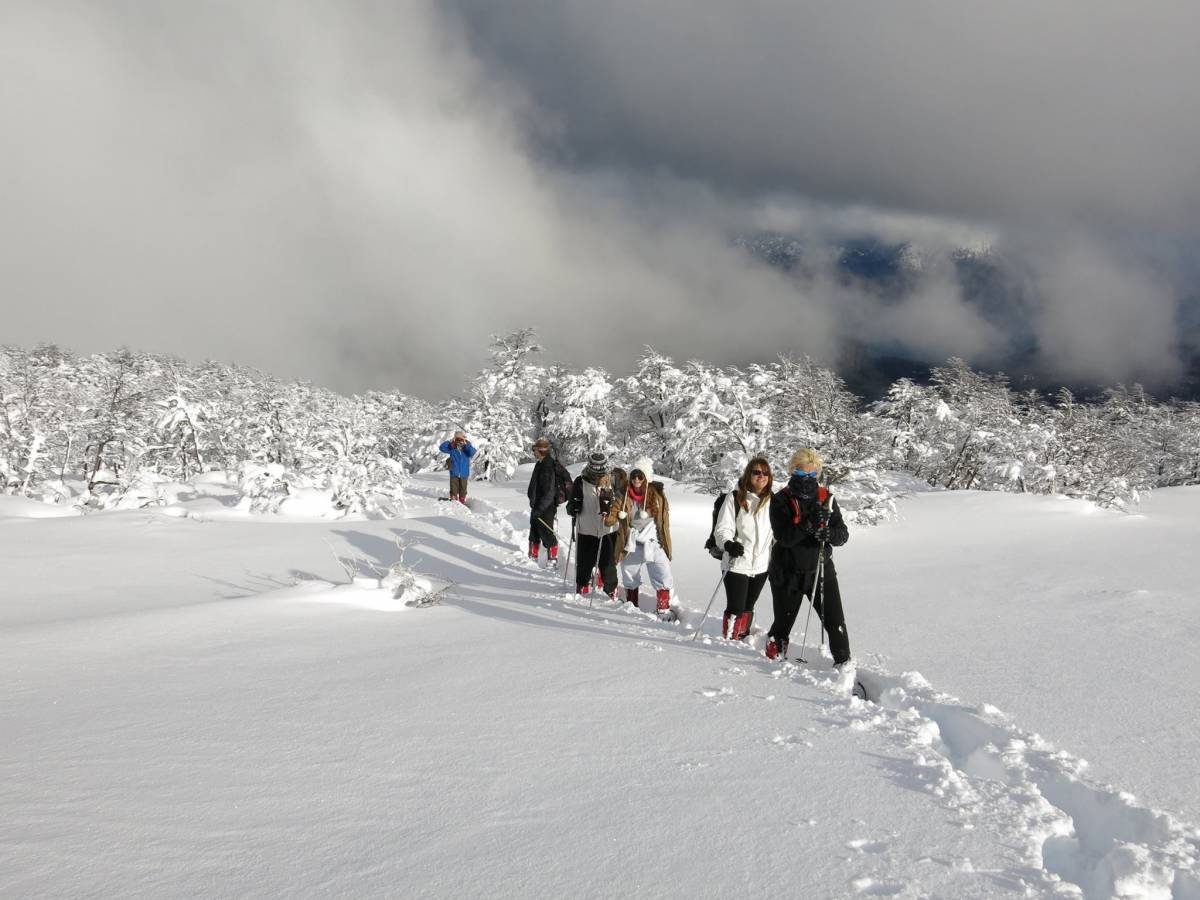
628, 487, 645, 504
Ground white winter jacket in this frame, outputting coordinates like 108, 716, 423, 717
713, 490, 773, 575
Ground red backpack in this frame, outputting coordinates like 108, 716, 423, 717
780, 484, 829, 525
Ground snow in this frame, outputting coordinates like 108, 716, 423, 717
2, 473, 1198, 898
0, 495, 81, 519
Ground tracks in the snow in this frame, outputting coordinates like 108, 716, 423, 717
435, 490, 1200, 899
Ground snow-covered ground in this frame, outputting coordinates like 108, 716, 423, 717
2, 471, 1198, 898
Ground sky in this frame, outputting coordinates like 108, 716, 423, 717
3, 1, 1199, 398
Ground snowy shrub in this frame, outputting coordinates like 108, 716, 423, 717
236, 462, 295, 514
4, 338, 1200, 518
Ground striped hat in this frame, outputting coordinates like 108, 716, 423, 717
585, 451, 609, 477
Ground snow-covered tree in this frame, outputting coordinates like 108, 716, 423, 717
541, 366, 614, 464
461, 329, 546, 480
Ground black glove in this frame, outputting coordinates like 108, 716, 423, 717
723, 540, 745, 558
707, 545, 724, 560
598, 487, 613, 515
812, 507, 831, 540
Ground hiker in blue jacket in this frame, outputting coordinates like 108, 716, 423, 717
438, 430, 477, 504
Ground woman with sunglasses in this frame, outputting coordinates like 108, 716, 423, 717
712, 457, 775, 640
609, 457, 675, 621
765, 448, 852, 665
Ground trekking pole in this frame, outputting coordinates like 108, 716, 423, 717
690, 564, 729, 642
795, 548, 824, 664
795, 494, 832, 664
562, 519, 576, 587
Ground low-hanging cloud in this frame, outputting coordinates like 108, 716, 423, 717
1, 1, 1195, 399
0, 1, 850, 396
1027, 239, 1183, 387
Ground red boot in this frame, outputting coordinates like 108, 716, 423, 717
529, 541, 540, 561
766, 636, 788, 660
722, 612, 737, 640
577, 583, 590, 595
548, 545, 558, 562
656, 589, 675, 622
735, 612, 752, 640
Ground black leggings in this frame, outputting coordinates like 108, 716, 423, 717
723, 571, 768, 617
529, 506, 558, 547
768, 561, 850, 664
575, 532, 618, 594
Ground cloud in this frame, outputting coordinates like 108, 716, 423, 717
448, 0, 1200, 233
0, 1, 1194, 400
1027, 239, 1183, 387
0, 1, 844, 395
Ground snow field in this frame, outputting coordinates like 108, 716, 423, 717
2, 473, 1199, 898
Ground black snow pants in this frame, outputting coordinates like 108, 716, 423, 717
575, 532, 618, 595
529, 505, 559, 548
722, 570, 768, 617
767, 560, 851, 665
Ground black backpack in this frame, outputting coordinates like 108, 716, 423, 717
553, 459, 573, 505
703, 491, 730, 559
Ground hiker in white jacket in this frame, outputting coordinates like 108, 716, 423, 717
713, 457, 775, 639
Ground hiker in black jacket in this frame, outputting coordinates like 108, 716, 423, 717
527, 437, 560, 564
765, 448, 852, 665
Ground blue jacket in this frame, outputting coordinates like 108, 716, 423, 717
439, 439, 477, 478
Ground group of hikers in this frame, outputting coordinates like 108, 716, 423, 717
439, 432, 852, 666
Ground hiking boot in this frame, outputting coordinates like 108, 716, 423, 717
548, 545, 558, 562
765, 637, 780, 660
766, 637, 789, 660
577, 584, 590, 596
528, 541, 540, 561
655, 589, 674, 621
722, 612, 737, 640
625, 588, 639, 608
735, 612, 752, 641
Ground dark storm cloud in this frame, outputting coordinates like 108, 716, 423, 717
2, 1, 1197, 398
448, 1, 1200, 232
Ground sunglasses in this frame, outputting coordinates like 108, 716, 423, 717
750, 470, 770, 477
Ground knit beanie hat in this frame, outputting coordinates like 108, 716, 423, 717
585, 451, 609, 478
630, 456, 655, 482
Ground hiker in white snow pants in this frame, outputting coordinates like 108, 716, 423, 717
610, 457, 674, 620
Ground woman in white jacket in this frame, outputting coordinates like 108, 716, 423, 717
713, 457, 775, 640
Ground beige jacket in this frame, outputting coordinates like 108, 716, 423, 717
607, 482, 672, 561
